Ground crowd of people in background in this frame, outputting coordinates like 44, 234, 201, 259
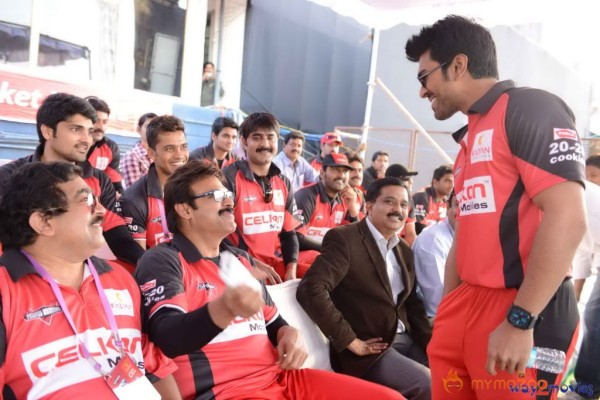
0, 14, 598, 400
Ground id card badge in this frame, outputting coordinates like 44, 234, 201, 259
105, 354, 160, 400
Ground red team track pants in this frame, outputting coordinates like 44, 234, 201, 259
428, 281, 579, 400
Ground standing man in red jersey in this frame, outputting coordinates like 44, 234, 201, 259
405, 15, 586, 399
85, 96, 125, 195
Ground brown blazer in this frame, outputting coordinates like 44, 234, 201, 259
297, 218, 432, 377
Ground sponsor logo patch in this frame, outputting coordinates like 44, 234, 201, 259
104, 289, 135, 317
139, 279, 156, 293
553, 128, 578, 141
242, 211, 285, 234
273, 190, 285, 206
24, 305, 62, 325
197, 282, 217, 291
456, 176, 496, 216
470, 129, 493, 164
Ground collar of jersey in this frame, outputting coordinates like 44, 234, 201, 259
145, 163, 163, 198
0, 248, 112, 283
32, 144, 95, 178
238, 160, 282, 182
171, 233, 237, 264
317, 180, 341, 204
467, 80, 516, 115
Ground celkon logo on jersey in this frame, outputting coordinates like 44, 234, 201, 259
306, 227, 329, 243
242, 211, 284, 234
470, 129, 493, 164
553, 128, 578, 141
22, 328, 143, 380
210, 310, 267, 344
456, 176, 496, 215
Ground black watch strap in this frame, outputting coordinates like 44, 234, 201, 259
506, 304, 539, 330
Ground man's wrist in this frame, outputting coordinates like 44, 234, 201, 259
506, 304, 539, 330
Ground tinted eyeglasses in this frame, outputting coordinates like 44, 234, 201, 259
417, 61, 450, 89
192, 189, 234, 202
45, 192, 98, 214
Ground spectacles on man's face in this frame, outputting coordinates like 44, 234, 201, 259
417, 61, 450, 89
45, 192, 98, 214
192, 189, 234, 202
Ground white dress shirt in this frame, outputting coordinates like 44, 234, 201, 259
273, 152, 320, 193
573, 181, 600, 279
366, 217, 405, 332
412, 218, 454, 317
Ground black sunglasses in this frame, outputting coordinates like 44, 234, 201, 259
417, 60, 450, 89
260, 177, 273, 203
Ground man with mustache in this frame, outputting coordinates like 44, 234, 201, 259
347, 153, 367, 218
85, 96, 125, 195
134, 160, 403, 400
273, 130, 320, 193
119, 115, 189, 250
223, 112, 318, 281
0, 93, 144, 267
0, 162, 178, 399
294, 153, 359, 247
298, 177, 432, 399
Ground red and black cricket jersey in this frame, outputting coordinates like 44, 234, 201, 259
120, 164, 171, 248
453, 80, 585, 289
135, 235, 283, 400
412, 186, 447, 229
0, 250, 175, 399
294, 181, 355, 243
0, 146, 124, 233
309, 154, 323, 172
87, 137, 123, 187
222, 160, 300, 264
0, 146, 143, 266
189, 144, 237, 170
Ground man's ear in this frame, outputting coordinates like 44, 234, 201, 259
451, 54, 469, 80
174, 203, 192, 223
365, 202, 373, 216
28, 211, 56, 238
240, 136, 248, 151
40, 124, 54, 141
147, 147, 157, 162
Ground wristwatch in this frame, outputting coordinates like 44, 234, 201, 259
506, 304, 539, 330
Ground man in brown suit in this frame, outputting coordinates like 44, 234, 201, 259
297, 177, 432, 400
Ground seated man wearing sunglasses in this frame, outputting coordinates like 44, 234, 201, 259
0, 162, 178, 399
222, 112, 318, 281
134, 159, 403, 400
